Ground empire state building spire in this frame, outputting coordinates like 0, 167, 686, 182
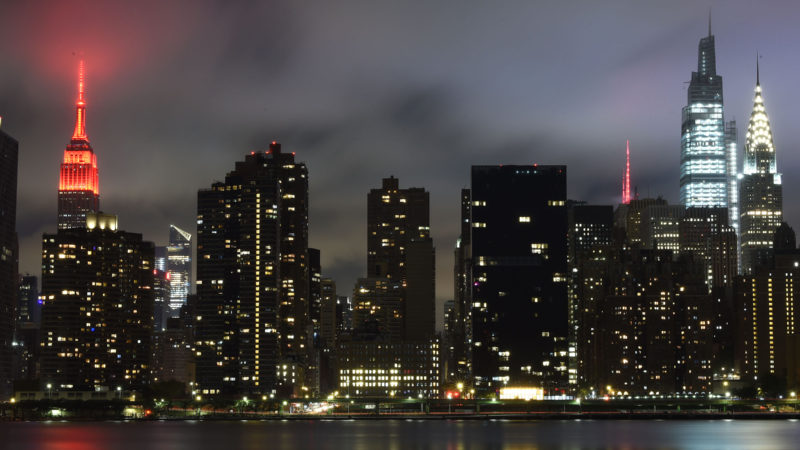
72, 59, 88, 141
622, 140, 631, 204
58, 59, 99, 229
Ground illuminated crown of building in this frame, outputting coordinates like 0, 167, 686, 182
743, 61, 777, 176
59, 60, 99, 196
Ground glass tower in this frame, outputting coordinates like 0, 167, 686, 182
680, 32, 731, 210
166, 225, 192, 317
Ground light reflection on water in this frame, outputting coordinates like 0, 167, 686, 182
2, 419, 799, 450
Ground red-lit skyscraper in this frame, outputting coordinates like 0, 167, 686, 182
58, 60, 99, 229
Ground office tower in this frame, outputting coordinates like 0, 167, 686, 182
679, 27, 730, 209
166, 225, 191, 317
13, 276, 40, 381
405, 238, 435, 341
367, 176, 430, 281
736, 223, 800, 391
470, 165, 568, 392
16, 275, 39, 326
153, 269, 171, 332
567, 203, 614, 389
319, 278, 337, 349
740, 67, 783, 273
450, 188, 472, 384
195, 142, 309, 396
40, 213, 154, 391
725, 121, 740, 237
308, 248, 322, 342
58, 61, 99, 230
0, 127, 17, 400
351, 277, 404, 341
337, 295, 352, 333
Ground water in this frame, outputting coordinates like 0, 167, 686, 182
2, 419, 799, 449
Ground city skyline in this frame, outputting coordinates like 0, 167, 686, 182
4, 1, 800, 324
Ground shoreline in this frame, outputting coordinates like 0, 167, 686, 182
4, 411, 800, 422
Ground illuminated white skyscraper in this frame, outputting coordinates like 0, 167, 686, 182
680, 28, 733, 211
739, 63, 782, 273
167, 225, 192, 317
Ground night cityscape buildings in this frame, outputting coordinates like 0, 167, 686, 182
0, 125, 18, 400
4, 14, 800, 410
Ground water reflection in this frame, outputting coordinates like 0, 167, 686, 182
2, 419, 799, 450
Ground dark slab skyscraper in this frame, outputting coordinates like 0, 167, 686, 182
0, 125, 18, 400
58, 61, 99, 230
470, 165, 568, 392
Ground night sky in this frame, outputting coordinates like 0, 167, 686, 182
2, 1, 800, 326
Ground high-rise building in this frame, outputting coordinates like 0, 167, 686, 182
319, 278, 337, 349
470, 165, 568, 393
195, 142, 309, 396
40, 213, 154, 391
680, 28, 733, 211
451, 188, 472, 383
736, 223, 800, 391
166, 225, 192, 317
405, 238, 435, 341
568, 203, 614, 389
640, 204, 685, 252
308, 248, 322, 343
367, 176, 430, 281
153, 269, 171, 332
740, 66, 783, 274
16, 275, 40, 326
58, 61, 99, 230
0, 126, 18, 400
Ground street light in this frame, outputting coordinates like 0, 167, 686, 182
46, 383, 53, 400
116, 386, 122, 400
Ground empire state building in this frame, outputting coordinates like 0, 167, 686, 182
58, 60, 99, 229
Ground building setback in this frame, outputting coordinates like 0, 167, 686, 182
0, 126, 18, 400
40, 213, 154, 391
470, 165, 569, 393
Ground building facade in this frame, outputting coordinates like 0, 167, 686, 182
470, 165, 569, 393
195, 142, 310, 396
40, 213, 154, 391
167, 225, 192, 317
0, 126, 18, 400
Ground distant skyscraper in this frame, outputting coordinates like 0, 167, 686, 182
451, 188, 472, 383
740, 65, 782, 273
680, 28, 732, 210
0, 126, 18, 400
58, 61, 99, 230
195, 142, 310, 396
470, 165, 569, 392
367, 176, 430, 281
40, 213, 154, 390
366, 176, 435, 343
622, 140, 632, 204
167, 225, 192, 316
16, 275, 40, 326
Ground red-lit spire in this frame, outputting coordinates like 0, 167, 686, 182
72, 60, 88, 141
622, 140, 631, 204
